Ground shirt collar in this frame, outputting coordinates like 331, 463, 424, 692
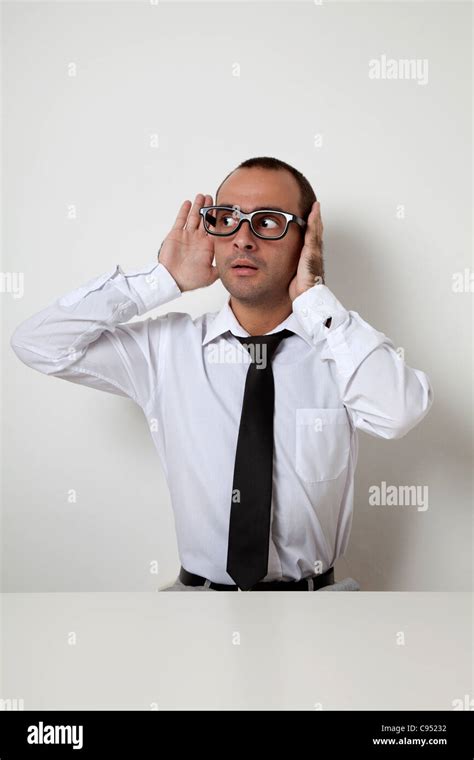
202, 292, 315, 347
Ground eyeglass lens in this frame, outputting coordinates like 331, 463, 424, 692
203, 207, 287, 238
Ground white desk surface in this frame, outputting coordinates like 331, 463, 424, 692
2, 592, 471, 710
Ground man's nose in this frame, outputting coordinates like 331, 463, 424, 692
232, 220, 258, 250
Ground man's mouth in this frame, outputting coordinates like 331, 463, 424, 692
231, 259, 259, 275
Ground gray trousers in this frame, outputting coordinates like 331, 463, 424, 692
160, 577, 361, 591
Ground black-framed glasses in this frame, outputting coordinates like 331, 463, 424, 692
199, 205, 308, 240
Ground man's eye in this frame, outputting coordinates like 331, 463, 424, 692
258, 217, 278, 228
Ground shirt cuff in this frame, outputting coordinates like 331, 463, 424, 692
292, 283, 349, 337
111, 260, 182, 315
57, 259, 182, 315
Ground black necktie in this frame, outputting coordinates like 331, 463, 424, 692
226, 329, 294, 590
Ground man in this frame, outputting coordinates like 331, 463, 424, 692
10, 156, 434, 592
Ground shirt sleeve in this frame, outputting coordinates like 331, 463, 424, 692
292, 283, 434, 439
10, 259, 182, 412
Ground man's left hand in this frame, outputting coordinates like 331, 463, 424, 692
289, 200, 325, 302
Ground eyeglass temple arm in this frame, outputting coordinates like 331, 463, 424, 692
200, 208, 217, 227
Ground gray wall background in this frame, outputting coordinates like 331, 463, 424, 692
3, 0, 472, 591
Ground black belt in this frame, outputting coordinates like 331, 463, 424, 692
179, 565, 335, 591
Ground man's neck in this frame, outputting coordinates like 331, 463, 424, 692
229, 294, 293, 336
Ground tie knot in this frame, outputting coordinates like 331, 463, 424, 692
232, 329, 293, 363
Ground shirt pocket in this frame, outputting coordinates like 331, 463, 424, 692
295, 407, 351, 483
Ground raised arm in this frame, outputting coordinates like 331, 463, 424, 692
10, 193, 220, 412
10, 260, 183, 411
293, 286, 434, 439
290, 201, 434, 439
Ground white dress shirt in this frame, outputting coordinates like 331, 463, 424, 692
10, 260, 434, 583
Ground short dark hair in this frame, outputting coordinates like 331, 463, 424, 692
215, 156, 317, 220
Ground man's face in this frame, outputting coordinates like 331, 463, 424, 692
213, 168, 304, 305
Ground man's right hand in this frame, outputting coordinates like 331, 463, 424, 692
157, 194, 220, 292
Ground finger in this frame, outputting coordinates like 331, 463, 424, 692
199, 194, 214, 235
311, 200, 321, 222
312, 202, 323, 238
171, 199, 193, 230
305, 201, 318, 230
185, 193, 206, 231
304, 203, 323, 250
304, 202, 318, 238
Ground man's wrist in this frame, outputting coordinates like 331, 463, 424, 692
290, 275, 325, 302
158, 261, 184, 293
111, 260, 183, 314
292, 281, 348, 334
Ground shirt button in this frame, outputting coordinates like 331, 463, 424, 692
145, 274, 157, 287
301, 308, 308, 316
